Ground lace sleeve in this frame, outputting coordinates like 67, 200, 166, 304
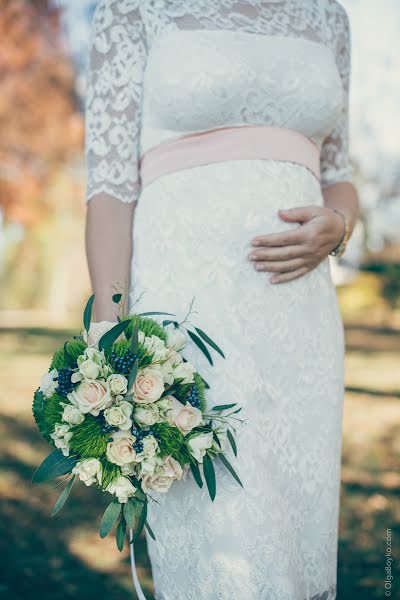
320, 4, 353, 189
84, 1, 147, 204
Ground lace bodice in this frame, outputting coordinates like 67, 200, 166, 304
85, 0, 353, 204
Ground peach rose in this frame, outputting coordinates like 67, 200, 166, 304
133, 365, 165, 403
141, 456, 183, 493
68, 380, 111, 416
167, 396, 203, 435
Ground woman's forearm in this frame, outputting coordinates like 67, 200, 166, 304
85, 193, 136, 321
322, 181, 360, 239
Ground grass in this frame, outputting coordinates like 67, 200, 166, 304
0, 273, 399, 599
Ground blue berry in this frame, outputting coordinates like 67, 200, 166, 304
133, 440, 143, 452
54, 368, 74, 397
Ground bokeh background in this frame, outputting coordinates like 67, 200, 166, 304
0, 1, 399, 598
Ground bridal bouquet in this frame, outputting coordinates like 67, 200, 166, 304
32, 294, 243, 551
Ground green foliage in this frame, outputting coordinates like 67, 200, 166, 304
32, 389, 52, 442
123, 314, 167, 343
69, 416, 109, 459
32, 450, 78, 484
203, 454, 216, 501
100, 501, 121, 538
50, 338, 86, 370
43, 393, 64, 434
51, 474, 75, 516
116, 517, 127, 551
152, 422, 191, 466
194, 372, 206, 412
100, 458, 121, 489
83, 294, 95, 332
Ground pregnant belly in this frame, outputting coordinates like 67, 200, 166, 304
132, 158, 327, 294
130, 158, 344, 413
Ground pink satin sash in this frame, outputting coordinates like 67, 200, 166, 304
139, 125, 320, 188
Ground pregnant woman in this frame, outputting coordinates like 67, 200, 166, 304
84, 1, 359, 598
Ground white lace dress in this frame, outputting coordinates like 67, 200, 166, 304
85, 1, 353, 599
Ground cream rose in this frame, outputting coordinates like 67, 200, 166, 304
165, 323, 187, 351
78, 359, 100, 381
136, 435, 159, 461
138, 455, 163, 476
106, 430, 137, 466
134, 404, 160, 427
39, 369, 58, 398
141, 456, 183, 493
120, 462, 137, 476
160, 349, 183, 384
61, 404, 84, 426
72, 458, 102, 486
156, 396, 173, 418
167, 396, 203, 435
142, 334, 169, 362
133, 365, 165, 403
187, 432, 214, 463
173, 361, 196, 384
107, 373, 128, 396
104, 401, 133, 430
68, 380, 112, 416
50, 423, 73, 457
106, 476, 136, 503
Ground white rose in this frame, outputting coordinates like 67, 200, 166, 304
104, 401, 133, 431
83, 321, 119, 348
67, 380, 112, 416
78, 346, 105, 366
133, 364, 165, 403
106, 476, 136, 503
107, 373, 128, 396
50, 423, 73, 456
165, 324, 186, 351
138, 455, 163, 476
160, 350, 183, 384
120, 462, 137, 476
166, 348, 184, 365
134, 404, 160, 427
167, 396, 203, 435
136, 435, 159, 461
156, 396, 173, 417
72, 458, 102, 486
106, 430, 137, 466
39, 369, 58, 398
143, 334, 169, 362
141, 456, 183, 493
173, 361, 196, 384
78, 359, 100, 381
61, 404, 84, 426
187, 432, 214, 463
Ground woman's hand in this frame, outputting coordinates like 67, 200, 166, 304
248, 205, 345, 284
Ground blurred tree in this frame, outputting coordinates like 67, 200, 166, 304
0, 0, 83, 225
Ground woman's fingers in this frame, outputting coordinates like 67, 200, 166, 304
248, 245, 306, 262
251, 228, 306, 247
252, 258, 307, 273
270, 266, 310, 284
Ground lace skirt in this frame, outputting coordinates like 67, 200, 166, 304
128, 158, 345, 600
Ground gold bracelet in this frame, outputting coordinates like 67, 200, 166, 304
328, 208, 351, 257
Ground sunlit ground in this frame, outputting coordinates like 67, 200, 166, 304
1, 273, 399, 599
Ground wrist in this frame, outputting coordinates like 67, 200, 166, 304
327, 207, 351, 257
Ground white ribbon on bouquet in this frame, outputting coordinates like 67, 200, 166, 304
129, 529, 147, 600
